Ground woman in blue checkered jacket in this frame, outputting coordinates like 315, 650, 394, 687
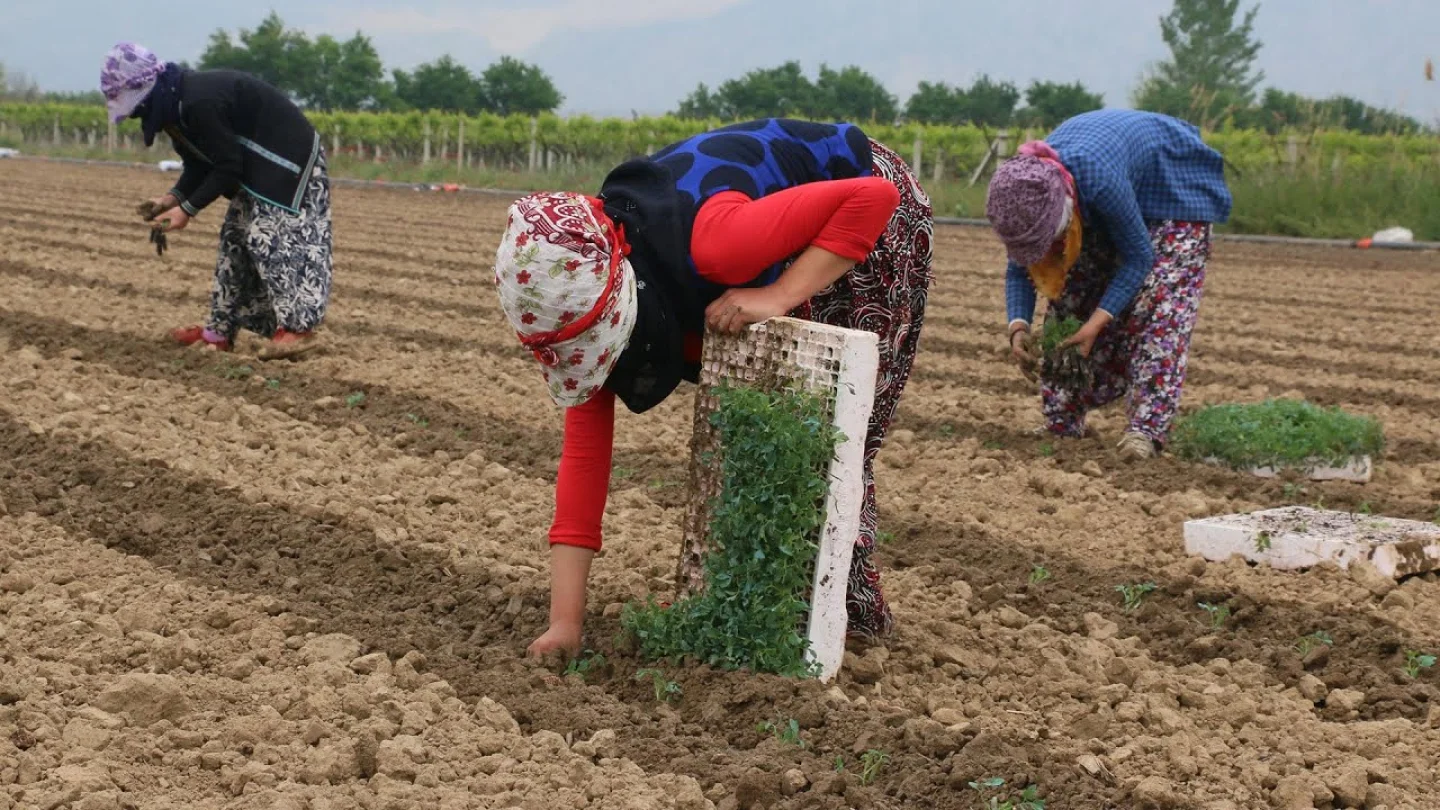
985, 110, 1232, 459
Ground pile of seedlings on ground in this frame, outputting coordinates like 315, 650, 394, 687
1169, 398, 1385, 473
1039, 314, 1093, 390
622, 382, 841, 678
136, 199, 169, 256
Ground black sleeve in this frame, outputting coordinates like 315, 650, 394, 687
169, 143, 208, 205
176, 101, 243, 216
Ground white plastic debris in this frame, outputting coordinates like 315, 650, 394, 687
1372, 226, 1414, 244
0, 148, 20, 159
157, 160, 183, 172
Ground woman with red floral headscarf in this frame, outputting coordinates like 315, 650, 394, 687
493, 119, 933, 656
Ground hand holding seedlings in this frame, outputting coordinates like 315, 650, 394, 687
1040, 316, 1095, 391
137, 196, 182, 256
1059, 309, 1112, 357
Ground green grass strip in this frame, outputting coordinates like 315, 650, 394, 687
1170, 398, 1384, 471
622, 383, 841, 678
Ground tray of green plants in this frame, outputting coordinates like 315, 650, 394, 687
1038, 315, 1093, 391
1170, 399, 1384, 480
621, 382, 842, 678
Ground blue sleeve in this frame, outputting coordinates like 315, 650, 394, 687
1088, 178, 1155, 316
1005, 260, 1037, 324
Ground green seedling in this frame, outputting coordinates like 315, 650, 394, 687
757, 718, 805, 748
563, 651, 606, 682
877, 530, 896, 546
265, 377, 281, 390
967, 777, 1045, 810
404, 413, 429, 427
1295, 630, 1335, 656
1038, 442, 1056, 458
621, 384, 840, 678
983, 439, 1005, 451
1356, 501, 1374, 516
1169, 398, 1384, 473
646, 478, 679, 491
1403, 650, 1436, 679
1254, 530, 1273, 552
613, 466, 635, 480
939, 423, 956, 437
1198, 601, 1231, 629
344, 391, 366, 409
1028, 565, 1051, 585
833, 756, 846, 772
634, 669, 682, 703
1039, 316, 1092, 392
216, 363, 253, 380
1116, 582, 1157, 612
857, 749, 889, 786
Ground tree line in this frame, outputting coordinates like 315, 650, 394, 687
0, 1, 1425, 135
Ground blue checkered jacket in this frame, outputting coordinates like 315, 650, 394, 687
1005, 110, 1232, 324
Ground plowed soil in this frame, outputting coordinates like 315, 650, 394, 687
2, 159, 1438, 810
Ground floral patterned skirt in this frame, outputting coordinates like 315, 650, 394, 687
1041, 221, 1212, 445
206, 152, 334, 340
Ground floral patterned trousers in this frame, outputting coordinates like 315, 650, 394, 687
1041, 221, 1211, 446
206, 153, 334, 341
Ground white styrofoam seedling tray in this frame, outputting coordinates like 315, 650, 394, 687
1202, 455, 1373, 483
1184, 506, 1440, 577
682, 317, 878, 683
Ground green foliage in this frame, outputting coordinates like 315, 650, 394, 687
634, 669, 683, 703
968, 777, 1045, 810
344, 391, 366, 409
903, 74, 1021, 126
481, 56, 564, 116
1017, 81, 1105, 129
1198, 601, 1231, 629
758, 718, 805, 748
1254, 530, 1272, 552
674, 61, 895, 122
265, 378, 282, 390
392, 56, 485, 115
1170, 399, 1385, 472
621, 384, 840, 677
1028, 565, 1051, 585
405, 413, 429, 428
563, 651, 606, 682
1295, 630, 1335, 656
215, 363, 253, 380
857, 749, 890, 786
1039, 316, 1084, 354
1402, 651, 1436, 679
1134, 0, 1265, 128
1117, 582, 1158, 612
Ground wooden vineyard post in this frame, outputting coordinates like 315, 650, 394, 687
457, 117, 465, 172
679, 317, 879, 682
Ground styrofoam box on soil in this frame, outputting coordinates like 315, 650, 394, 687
1203, 455, 1373, 483
1184, 506, 1440, 578
680, 317, 878, 683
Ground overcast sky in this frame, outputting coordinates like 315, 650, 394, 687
3, 0, 1436, 123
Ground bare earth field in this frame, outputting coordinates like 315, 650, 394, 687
2, 159, 1438, 810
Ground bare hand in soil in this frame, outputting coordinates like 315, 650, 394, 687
1010, 331, 1038, 382
527, 623, 584, 658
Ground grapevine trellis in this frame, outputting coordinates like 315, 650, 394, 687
2, 102, 1438, 181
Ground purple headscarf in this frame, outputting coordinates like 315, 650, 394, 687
985, 141, 1074, 267
100, 43, 165, 124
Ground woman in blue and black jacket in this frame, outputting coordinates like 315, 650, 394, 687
101, 42, 332, 359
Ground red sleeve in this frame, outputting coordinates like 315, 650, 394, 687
548, 389, 615, 551
690, 177, 900, 286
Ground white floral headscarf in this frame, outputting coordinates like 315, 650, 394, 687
493, 192, 638, 407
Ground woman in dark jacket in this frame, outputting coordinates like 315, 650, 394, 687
101, 42, 332, 359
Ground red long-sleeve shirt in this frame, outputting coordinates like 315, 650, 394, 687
548, 177, 899, 551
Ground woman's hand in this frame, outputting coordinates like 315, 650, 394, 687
1060, 310, 1114, 357
527, 623, 584, 658
151, 206, 190, 233
1009, 327, 1038, 381
137, 194, 178, 221
705, 287, 792, 334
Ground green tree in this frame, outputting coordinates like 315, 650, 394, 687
963, 74, 1021, 127
392, 56, 486, 114
812, 64, 897, 122
297, 33, 388, 110
480, 56, 563, 116
1017, 80, 1104, 129
1133, 0, 1265, 127
904, 81, 965, 124
198, 12, 313, 95
674, 83, 722, 119
712, 61, 817, 119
